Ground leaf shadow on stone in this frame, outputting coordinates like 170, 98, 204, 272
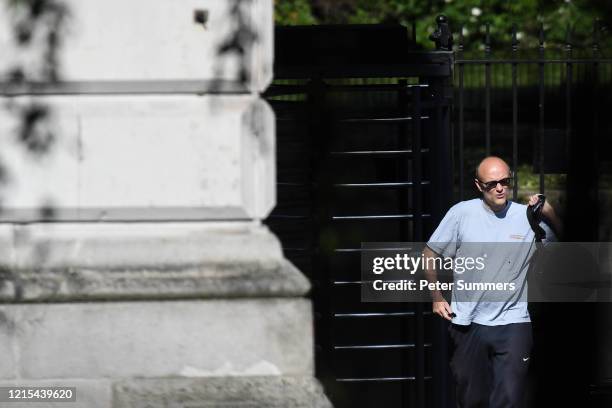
210, 0, 259, 94
0, 0, 68, 271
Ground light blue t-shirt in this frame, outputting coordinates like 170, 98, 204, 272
426, 198, 555, 326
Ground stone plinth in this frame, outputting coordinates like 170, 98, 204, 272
0, 0, 332, 407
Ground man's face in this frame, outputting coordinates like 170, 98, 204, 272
475, 165, 512, 211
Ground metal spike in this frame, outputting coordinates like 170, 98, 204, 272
485, 22, 491, 55
539, 23, 545, 58
511, 24, 518, 53
565, 24, 572, 53
539, 23, 544, 47
593, 19, 600, 56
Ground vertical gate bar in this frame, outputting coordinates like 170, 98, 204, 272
413, 87, 423, 241
430, 67, 454, 408
485, 22, 491, 155
511, 25, 519, 199
538, 24, 545, 194
592, 19, 600, 188
458, 27, 465, 200
565, 26, 572, 161
436, 79, 446, 216
450, 111, 455, 201
307, 78, 331, 381
416, 301, 425, 408
412, 85, 425, 408
399, 79, 410, 242
398, 79, 411, 408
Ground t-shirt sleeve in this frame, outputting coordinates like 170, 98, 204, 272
426, 204, 460, 258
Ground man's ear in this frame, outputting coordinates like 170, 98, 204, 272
474, 178, 483, 192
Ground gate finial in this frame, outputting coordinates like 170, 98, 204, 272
430, 15, 453, 51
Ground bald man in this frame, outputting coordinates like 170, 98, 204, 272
423, 156, 562, 408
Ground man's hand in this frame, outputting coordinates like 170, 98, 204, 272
433, 299, 453, 321
527, 194, 555, 219
424, 246, 455, 321
527, 194, 563, 238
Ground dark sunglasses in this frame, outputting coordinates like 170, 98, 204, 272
477, 177, 513, 191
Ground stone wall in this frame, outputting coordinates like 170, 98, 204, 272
0, 1, 330, 407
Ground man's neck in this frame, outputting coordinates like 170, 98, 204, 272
482, 199, 508, 213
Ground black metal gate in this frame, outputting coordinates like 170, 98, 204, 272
266, 16, 612, 407
450, 18, 612, 407
265, 25, 453, 408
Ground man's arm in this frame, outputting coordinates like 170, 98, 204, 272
542, 204, 563, 239
423, 246, 453, 321
528, 194, 563, 239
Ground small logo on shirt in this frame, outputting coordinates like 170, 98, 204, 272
522, 357, 530, 362
509, 234, 526, 240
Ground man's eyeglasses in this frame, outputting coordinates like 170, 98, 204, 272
476, 177, 513, 191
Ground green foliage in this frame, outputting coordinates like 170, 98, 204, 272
275, 0, 611, 53
274, 0, 317, 25
516, 163, 566, 190
515, 164, 567, 208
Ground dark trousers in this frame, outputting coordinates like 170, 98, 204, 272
448, 322, 533, 408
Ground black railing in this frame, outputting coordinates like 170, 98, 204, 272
266, 25, 454, 408
434, 14, 612, 407
269, 17, 612, 408
440, 16, 612, 214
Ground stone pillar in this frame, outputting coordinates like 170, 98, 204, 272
0, 1, 331, 407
